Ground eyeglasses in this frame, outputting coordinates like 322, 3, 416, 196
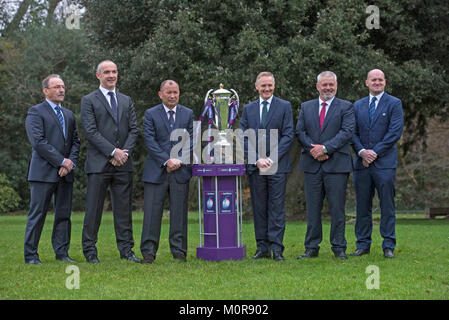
47, 85, 66, 90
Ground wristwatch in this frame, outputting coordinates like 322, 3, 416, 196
322, 145, 328, 154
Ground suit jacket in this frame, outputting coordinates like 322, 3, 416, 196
352, 92, 404, 170
240, 96, 294, 175
25, 100, 80, 183
142, 104, 194, 184
81, 88, 138, 173
296, 97, 354, 173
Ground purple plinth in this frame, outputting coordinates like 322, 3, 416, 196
193, 164, 246, 261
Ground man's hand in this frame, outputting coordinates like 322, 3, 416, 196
62, 158, 74, 172
58, 166, 69, 177
360, 149, 377, 164
166, 158, 182, 173
113, 148, 129, 166
256, 158, 272, 173
362, 159, 370, 168
316, 154, 329, 162
310, 144, 325, 159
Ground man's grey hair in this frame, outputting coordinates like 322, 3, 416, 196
96, 60, 115, 73
256, 71, 275, 84
317, 71, 337, 83
159, 79, 179, 91
42, 74, 62, 89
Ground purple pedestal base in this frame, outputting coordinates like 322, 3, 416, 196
197, 246, 246, 261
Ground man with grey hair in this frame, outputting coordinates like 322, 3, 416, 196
80, 60, 140, 263
296, 71, 355, 260
24, 74, 80, 264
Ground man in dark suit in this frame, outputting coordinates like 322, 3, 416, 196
80, 60, 140, 263
240, 72, 294, 261
296, 71, 355, 260
351, 69, 404, 259
140, 80, 194, 264
24, 74, 80, 264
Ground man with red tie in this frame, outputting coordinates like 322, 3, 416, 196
296, 71, 355, 260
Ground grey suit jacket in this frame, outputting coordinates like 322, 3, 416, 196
81, 88, 138, 173
25, 100, 80, 183
296, 97, 355, 174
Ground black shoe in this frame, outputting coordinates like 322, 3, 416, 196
25, 259, 42, 265
273, 251, 285, 261
173, 252, 187, 262
334, 251, 347, 260
142, 254, 155, 264
297, 249, 319, 259
86, 255, 100, 263
350, 248, 370, 256
384, 248, 394, 258
251, 251, 271, 259
56, 256, 76, 263
121, 253, 142, 263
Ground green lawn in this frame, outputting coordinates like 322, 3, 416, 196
0, 212, 448, 300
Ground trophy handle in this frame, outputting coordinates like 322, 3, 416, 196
230, 89, 239, 106
204, 89, 213, 104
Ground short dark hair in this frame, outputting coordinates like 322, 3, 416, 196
42, 74, 62, 89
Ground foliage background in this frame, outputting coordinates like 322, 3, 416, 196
0, 0, 448, 216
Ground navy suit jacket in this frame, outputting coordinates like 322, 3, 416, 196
240, 96, 294, 175
296, 97, 354, 173
352, 92, 404, 169
142, 104, 194, 184
25, 101, 80, 183
81, 89, 138, 173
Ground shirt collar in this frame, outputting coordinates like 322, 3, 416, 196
163, 104, 177, 113
46, 99, 61, 110
99, 85, 116, 97
369, 91, 384, 102
259, 95, 274, 105
319, 96, 335, 106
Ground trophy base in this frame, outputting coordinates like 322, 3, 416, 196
196, 246, 246, 261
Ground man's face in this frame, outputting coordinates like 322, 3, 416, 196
43, 77, 65, 104
255, 76, 275, 100
158, 82, 180, 109
366, 70, 386, 95
96, 61, 118, 90
316, 76, 337, 101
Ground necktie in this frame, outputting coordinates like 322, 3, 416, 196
369, 96, 377, 125
260, 100, 268, 127
55, 106, 65, 137
168, 110, 175, 132
108, 91, 118, 123
319, 102, 327, 130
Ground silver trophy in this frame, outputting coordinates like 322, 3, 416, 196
200, 84, 239, 163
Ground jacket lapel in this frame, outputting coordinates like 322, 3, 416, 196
157, 104, 171, 133
43, 101, 65, 139
321, 98, 338, 133
370, 93, 387, 127
263, 96, 277, 128
94, 89, 116, 123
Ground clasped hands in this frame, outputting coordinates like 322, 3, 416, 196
256, 158, 272, 173
166, 158, 182, 173
59, 158, 75, 177
109, 148, 129, 167
310, 144, 329, 162
360, 149, 377, 167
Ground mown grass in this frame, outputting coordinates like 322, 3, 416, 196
0, 212, 448, 300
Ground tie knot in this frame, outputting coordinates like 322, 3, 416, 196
371, 97, 377, 103
108, 91, 114, 97
262, 100, 268, 106
322, 102, 327, 107
168, 110, 174, 116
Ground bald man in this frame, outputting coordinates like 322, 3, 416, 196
351, 69, 404, 258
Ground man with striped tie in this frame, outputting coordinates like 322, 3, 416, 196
24, 74, 80, 264
351, 69, 404, 258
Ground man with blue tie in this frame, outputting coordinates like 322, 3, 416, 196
296, 71, 355, 260
81, 60, 140, 263
24, 74, 80, 264
351, 69, 404, 258
140, 80, 194, 264
240, 72, 294, 261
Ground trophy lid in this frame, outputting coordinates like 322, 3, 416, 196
213, 83, 231, 95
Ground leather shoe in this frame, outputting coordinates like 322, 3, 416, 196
297, 249, 319, 259
86, 255, 100, 263
350, 248, 370, 256
121, 253, 142, 263
273, 251, 285, 261
173, 252, 187, 262
142, 254, 155, 264
334, 251, 347, 259
25, 259, 42, 265
251, 251, 271, 259
56, 256, 76, 263
384, 248, 395, 258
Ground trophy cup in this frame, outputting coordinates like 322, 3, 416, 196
200, 84, 239, 164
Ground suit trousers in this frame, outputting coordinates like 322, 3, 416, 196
82, 168, 135, 258
353, 166, 396, 250
140, 173, 189, 257
304, 169, 348, 253
24, 180, 73, 262
248, 172, 287, 253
